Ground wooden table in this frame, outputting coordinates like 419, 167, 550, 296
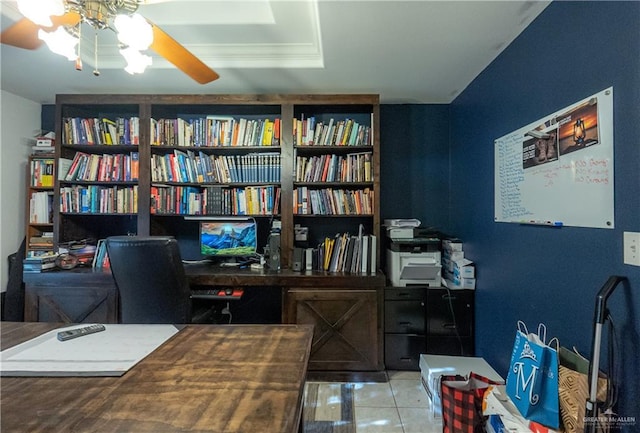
1, 322, 313, 433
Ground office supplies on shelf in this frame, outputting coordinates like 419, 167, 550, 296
1, 324, 178, 377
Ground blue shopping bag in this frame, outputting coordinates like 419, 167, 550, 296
505, 321, 560, 429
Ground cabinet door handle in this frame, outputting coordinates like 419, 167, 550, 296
442, 294, 457, 301
398, 321, 412, 326
443, 323, 457, 329
397, 292, 410, 297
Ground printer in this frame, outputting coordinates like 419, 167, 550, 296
385, 220, 442, 287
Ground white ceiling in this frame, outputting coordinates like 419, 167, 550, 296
0, 0, 550, 104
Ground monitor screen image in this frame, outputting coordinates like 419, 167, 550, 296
200, 218, 257, 257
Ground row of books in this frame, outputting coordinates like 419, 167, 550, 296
30, 158, 55, 187
151, 151, 281, 184
60, 185, 138, 214
294, 187, 374, 215
293, 116, 372, 147
304, 230, 377, 274
30, 191, 54, 223
150, 185, 281, 216
60, 152, 140, 182
151, 117, 281, 147
62, 117, 140, 145
295, 152, 372, 183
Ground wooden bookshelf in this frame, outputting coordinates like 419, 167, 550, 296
25, 154, 55, 258
52, 94, 381, 271
35, 95, 385, 373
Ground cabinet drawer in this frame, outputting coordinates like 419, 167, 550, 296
426, 289, 473, 336
426, 336, 474, 356
384, 287, 426, 301
384, 334, 425, 371
384, 300, 425, 334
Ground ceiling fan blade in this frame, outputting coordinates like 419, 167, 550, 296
1, 18, 44, 49
149, 21, 219, 84
0, 12, 82, 50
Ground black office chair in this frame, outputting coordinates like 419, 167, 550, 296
106, 236, 192, 324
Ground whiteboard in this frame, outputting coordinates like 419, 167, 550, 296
494, 87, 614, 229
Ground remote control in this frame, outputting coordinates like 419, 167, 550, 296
57, 324, 106, 341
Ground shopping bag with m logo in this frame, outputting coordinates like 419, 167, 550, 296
505, 321, 560, 429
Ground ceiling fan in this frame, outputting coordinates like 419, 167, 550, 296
0, 0, 220, 84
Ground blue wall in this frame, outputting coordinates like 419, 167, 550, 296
449, 1, 639, 423
380, 104, 450, 227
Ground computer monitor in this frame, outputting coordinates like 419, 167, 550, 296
199, 218, 257, 259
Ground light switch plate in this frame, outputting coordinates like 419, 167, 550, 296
623, 231, 640, 266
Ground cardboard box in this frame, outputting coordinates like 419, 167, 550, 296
419, 354, 504, 418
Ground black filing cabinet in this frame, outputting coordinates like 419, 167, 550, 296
425, 288, 474, 356
384, 286, 475, 370
384, 286, 426, 370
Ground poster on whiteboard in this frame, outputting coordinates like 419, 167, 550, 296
494, 87, 614, 229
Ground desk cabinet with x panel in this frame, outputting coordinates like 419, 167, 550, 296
23, 271, 118, 323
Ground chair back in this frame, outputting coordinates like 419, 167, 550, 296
106, 236, 191, 324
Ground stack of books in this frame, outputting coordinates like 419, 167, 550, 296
29, 232, 54, 249
23, 254, 58, 273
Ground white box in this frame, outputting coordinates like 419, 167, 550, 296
419, 354, 504, 418
443, 277, 476, 290
442, 239, 463, 251
36, 137, 54, 147
453, 258, 475, 278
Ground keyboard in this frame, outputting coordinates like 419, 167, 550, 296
191, 288, 244, 300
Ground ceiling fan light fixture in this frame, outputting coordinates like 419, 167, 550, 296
17, 0, 65, 27
114, 13, 153, 51
38, 27, 79, 61
120, 46, 152, 74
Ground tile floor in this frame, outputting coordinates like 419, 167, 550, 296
305, 370, 443, 433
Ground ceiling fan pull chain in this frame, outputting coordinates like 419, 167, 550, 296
75, 23, 83, 71
93, 29, 100, 76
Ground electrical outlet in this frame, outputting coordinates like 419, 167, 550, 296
623, 231, 640, 266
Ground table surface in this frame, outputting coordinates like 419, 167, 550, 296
1, 322, 313, 433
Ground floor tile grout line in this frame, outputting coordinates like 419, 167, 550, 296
388, 379, 408, 433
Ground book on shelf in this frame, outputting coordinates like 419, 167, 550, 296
30, 158, 55, 187
29, 191, 53, 223
151, 116, 282, 147
62, 116, 139, 145
92, 240, 110, 270
62, 151, 140, 182
293, 116, 372, 147
305, 227, 376, 274
151, 151, 281, 184
151, 184, 280, 216
29, 232, 54, 248
295, 152, 372, 183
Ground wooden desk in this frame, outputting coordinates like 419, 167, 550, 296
23, 267, 386, 374
1, 322, 313, 433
